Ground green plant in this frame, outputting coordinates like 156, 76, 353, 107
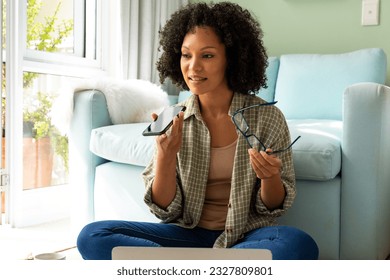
1, 0, 73, 173
23, 92, 68, 171
21, 0, 73, 172
24, 0, 73, 88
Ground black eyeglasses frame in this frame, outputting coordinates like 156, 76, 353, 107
231, 101, 301, 155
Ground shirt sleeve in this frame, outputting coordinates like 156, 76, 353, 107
254, 164, 296, 217
142, 150, 184, 222
254, 108, 297, 216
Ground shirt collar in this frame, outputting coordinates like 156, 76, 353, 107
228, 92, 248, 117
182, 94, 202, 121
183, 92, 250, 120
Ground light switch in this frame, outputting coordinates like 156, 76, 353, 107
362, 0, 380, 26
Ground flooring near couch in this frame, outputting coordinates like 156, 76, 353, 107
69, 48, 390, 260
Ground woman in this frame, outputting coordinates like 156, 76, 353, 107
77, 2, 319, 260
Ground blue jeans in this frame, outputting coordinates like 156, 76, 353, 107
77, 221, 319, 260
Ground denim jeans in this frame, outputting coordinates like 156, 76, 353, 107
77, 220, 319, 260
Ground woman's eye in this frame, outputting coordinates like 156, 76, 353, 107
181, 53, 214, 59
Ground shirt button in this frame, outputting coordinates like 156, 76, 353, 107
226, 227, 233, 233
228, 203, 232, 208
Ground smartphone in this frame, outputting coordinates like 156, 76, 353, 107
142, 105, 186, 136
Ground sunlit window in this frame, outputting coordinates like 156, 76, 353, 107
20, 0, 98, 189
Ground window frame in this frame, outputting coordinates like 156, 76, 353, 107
3, 0, 112, 227
22, 0, 104, 77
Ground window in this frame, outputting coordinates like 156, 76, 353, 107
24, 0, 100, 72
21, 0, 99, 190
2, 0, 111, 226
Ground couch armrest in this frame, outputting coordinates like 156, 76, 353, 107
69, 90, 112, 232
342, 82, 390, 259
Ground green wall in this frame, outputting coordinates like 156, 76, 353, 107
194, 0, 390, 84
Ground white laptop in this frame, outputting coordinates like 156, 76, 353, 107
112, 247, 272, 260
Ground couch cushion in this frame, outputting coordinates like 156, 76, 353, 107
90, 123, 155, 167
91, 120, 342, 181
288, 119, 342, 181
256, 56, 279, 102
275, 48, 387, 120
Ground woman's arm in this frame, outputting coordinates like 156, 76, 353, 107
150, 112, 184, 209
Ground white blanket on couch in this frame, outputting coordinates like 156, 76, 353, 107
51, 78, 170, 135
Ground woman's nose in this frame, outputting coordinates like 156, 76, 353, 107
189, 57, 202, 72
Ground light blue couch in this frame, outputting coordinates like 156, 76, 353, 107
69, 48, 390, 260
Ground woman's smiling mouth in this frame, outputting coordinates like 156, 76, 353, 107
189, 76, 207, 82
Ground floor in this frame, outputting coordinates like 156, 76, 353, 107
0, 218, 82, 260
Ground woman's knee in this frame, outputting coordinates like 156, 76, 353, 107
276, 226, 319, 260
76, 221, 112, 260
234, 226, 319, 260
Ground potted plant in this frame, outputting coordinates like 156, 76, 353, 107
21, 0, 72, 189
23, 91, 68, 189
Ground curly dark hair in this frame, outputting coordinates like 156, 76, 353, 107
156, 1, 268, 95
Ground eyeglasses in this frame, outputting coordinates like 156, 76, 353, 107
231, 101, 301, 155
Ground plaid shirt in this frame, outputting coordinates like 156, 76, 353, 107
143, 92, 296, 248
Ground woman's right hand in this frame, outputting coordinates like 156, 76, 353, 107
154, 111, 184, 158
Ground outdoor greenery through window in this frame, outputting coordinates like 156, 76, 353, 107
1, 0, 100, 220
26, 0, 74, 54
23, 73, 86, 189
22, 0, 75, 189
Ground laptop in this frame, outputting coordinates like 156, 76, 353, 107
112, 247, 272, 260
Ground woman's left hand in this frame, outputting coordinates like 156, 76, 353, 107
248, 148, 282, 180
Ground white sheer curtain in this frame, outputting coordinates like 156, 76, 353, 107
120, 0, 188, 93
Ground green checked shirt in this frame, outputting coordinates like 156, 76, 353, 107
143, 92, 296, 248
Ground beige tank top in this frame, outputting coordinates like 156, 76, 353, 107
198, 139, 237, 230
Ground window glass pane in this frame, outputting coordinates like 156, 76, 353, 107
22, 72, 81, 189
26, 0, 74, 55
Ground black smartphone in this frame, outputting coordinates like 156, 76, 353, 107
142, 105, 186, 136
